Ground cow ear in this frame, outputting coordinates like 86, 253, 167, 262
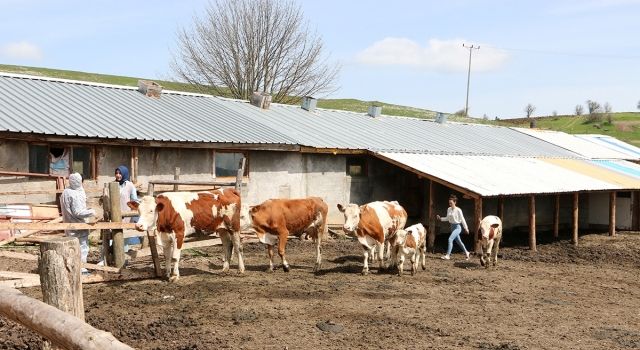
156, 202, 164, 212
491, 223, 500, 228
127, 201, 139, 210
337, 204, 345, 212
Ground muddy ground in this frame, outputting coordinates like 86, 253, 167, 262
1, 230, 640, 350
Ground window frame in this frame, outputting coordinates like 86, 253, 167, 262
28, 143, 95, 179
346, 156, 368, 177
212, 150, 249, 179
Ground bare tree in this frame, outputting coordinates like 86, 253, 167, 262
575, 104, 584, 116
171, 0, 339, 103
586, 99, 603, 123
604, 102, 613, 124
637, 100, 640, 110
525, 103, 536, 118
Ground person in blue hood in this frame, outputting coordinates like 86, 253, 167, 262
60, 173, 96, 273
115, 165, 140, 252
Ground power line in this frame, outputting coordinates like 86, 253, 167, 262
463, 43, 480, 118
483, 45, 640, 60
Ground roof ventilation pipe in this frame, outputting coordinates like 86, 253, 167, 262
250, 91, 272, 110
435, 112, 448, 124
368, 105, 382, 118
301, 96, 317, 112
138, 80, 163, 99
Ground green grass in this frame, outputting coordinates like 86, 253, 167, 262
498, 113, 640, 146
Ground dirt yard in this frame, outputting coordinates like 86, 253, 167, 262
2, 231, 640, 350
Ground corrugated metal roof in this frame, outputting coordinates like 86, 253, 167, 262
376, 152, 640, 197
576, 134, 640, 160
513, 128, 631, 159
0, 73, 297, 144
0, 73, 580, 157
590, 159, 640, 179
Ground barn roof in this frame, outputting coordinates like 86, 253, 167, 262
376, 152, 640, 197
0, 73, 577, 157
576, 134, 640, 160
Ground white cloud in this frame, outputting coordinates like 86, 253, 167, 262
355, 38, 509, 73
1, 41, 43, 60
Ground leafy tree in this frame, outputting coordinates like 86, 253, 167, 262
172, 0, 339, 103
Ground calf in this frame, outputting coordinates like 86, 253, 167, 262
128, 188, 244, 282
337, 201, 407, 275
477, 215, 502, 268
394, 223, 427, 276
248, 197, 328, 273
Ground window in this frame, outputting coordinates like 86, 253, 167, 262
28, 144, 93, 179
214, 151, 248, 177
346, 156, 367, 177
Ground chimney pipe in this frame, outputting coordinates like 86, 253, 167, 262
435, 112, 448, 124
137, 80, 162, 99
368, 105, 382, 118
301, 96, 317, 112
250, 91, 272, 109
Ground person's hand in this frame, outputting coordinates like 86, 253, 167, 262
436, 215, 441, 220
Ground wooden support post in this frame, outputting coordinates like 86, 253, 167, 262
497, 197, 504, 219
101, 183, 112, 265
147, 182, 154, 197
147, 230, 162, 277
109, 182, 125, 268
572, 193, 579, 245
173, 167, 180, 191
0, 286, 133, 349
427, 180, 436, 252
553, 195, 560, 239
609, 192, 616, 237
235, 158, 246, 192
39, 237, 84, 350
529, 195, 536, 252
474, 197, 483, 254
631, 191, 637, 230
130, 146, 138, 184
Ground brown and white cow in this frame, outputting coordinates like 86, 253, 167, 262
477, 215, 502, 268
248, 197, 328, 273
337, 201, 407, 275
394, 223, 427, 276
128, 188, 244, 282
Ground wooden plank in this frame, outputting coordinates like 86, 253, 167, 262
0, 271, 39, 279
529, 195, 537, 252
15, 235, 62, 243
149, 180, 236, 186
0, 222, 137, 231
572, 193, 579, 245
82, 263, 120, 273
0, 217, 64, 247
609, 192, 616, 237
0, 170, 60, 178
174, 167, 180, 191
0, 251, 39, 260
0, 278, 41, 288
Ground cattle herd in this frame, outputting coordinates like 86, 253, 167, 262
128, 188, 503, 282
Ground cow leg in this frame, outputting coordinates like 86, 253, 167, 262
313, 236, 322, 273
397, 252, 405, 277
232, 230, 245, 273
220, 232, 232, 273
160, 234, 173, 280
485, 240, 495, 269
362, 245, 370, 275
376, 241, 386, 272
266, 244, 275, 273
411, 251, 418, 276
493, 237, 501, 267
277, 228, 290, 272
368, 246, 375, 263
420, 241, 426, 271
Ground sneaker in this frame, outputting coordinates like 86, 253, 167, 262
441, 255, 450, 260
465, 252, 470, 260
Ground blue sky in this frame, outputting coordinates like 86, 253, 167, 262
1, 0, 639, 118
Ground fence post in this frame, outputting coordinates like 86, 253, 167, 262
174, 167, 180, 191
108, 182, 125, 268
235, 158, 246, 192
101, 183, 112, 265
39, 236, 84, 350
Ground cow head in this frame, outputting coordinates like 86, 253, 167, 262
337, 203, 360, 234
394, 229, 408, 246
477, 216, 502, 243
127, 195, 160, 231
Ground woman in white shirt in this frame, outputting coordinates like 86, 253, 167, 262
436, 194, 470, 260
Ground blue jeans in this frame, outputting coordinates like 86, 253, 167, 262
447, 224, 468, 255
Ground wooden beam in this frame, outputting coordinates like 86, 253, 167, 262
609, 192, 616, 237
109, 182, 125, 269
0, 251, 38, 260
572, 193, 579, 245
529, 195, 537, 252
0, 271, 39, 279
149, 179, 237, 186
0, 278, 41, 288
474, 197, 483, 253
427, 180, 436, 252
0, 217, 64, 246
82, 263, 120, 273
173, 167, 180, 191
553, 195, 560, 239
633, 191, 640, 231
0, 222, 137, 231
0, 170, 60, 179
0, 286, 134, 349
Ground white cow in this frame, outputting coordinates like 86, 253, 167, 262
477, 215, 503, 268
394, 223, 427, 276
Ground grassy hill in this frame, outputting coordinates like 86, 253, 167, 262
1, 64, 637, 145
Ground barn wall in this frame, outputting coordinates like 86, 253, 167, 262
0, 140, 58, 204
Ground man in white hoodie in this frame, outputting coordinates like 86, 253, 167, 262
60, 173, 96, 274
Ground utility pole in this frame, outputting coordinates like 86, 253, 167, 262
463, 43, 480, 117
